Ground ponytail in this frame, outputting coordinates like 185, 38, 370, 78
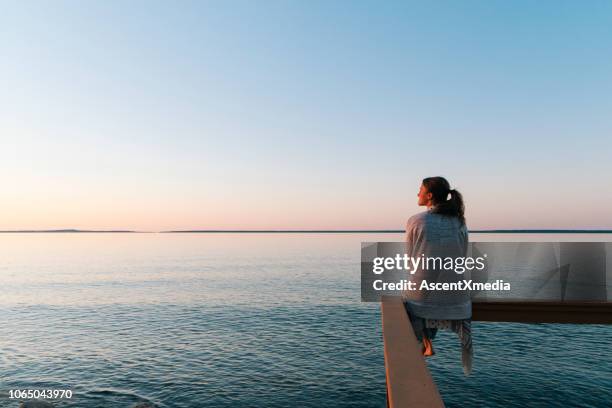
442, 188, 465, 226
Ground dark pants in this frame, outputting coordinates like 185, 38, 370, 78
403, 301, 438, 341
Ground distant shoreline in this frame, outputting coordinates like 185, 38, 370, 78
162, 229, 612, 233
0, 229, 141, 233
2, 229, 612, 234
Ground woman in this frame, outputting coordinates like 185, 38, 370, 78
404, 176, 472, 375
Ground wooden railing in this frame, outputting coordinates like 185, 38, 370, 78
381, 298, 444, 408
382, 298, 612, 408
472, 300, 612, 324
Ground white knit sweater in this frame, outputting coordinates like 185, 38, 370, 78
403, 209, 472, 320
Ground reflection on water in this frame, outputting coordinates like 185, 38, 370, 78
0, 233, 611, 407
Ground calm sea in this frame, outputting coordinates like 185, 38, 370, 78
0, 233, 610, 407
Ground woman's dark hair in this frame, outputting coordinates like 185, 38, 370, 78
422, 176, 465, 225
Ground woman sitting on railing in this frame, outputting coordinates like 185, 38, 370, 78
403, 176, 473, 375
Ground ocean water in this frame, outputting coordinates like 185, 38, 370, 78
0, 233, 610, 407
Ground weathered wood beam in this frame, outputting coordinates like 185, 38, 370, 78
381, 297, 445, 408
473, 301, 612, 324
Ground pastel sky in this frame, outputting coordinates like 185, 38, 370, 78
2, 1, 612, 231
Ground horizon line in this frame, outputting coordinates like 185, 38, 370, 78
2, 228, 612, 234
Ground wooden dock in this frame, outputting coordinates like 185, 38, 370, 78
382, 298, 612, 407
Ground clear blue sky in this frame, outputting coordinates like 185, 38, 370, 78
2, 1, 612, 230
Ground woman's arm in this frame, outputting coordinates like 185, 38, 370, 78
461, 224, 469, 257
405, 219, 419, 258
404, 217, 425, 301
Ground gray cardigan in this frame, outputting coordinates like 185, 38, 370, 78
403, 209, 472, 320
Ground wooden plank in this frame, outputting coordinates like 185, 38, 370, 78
381, 299, 611, 407
472, 301, 612, 324
381, 297, 445, 408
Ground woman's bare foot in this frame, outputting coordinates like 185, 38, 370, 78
422, 337, 435, 356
